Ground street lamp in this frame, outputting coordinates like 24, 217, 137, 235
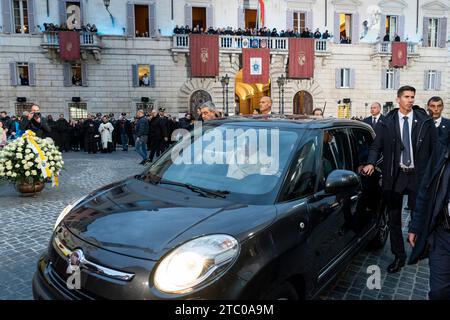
103, 0, 115, 25
277, 74, 286, 114
220, 74, 230, 115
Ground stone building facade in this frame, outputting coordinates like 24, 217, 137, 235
0, 0, 449, 118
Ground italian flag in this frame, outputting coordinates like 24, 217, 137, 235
258, 0, 265, 27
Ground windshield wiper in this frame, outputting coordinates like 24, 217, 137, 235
159, 179, 230, 198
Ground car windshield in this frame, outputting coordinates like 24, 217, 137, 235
141, 122, 302, 204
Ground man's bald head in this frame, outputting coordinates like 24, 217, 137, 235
259, 96, 272, 114
370, 102, 381, 117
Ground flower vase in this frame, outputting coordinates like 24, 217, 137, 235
16, 181, 45, 196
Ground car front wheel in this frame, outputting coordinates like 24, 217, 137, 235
367, 202, 389, 250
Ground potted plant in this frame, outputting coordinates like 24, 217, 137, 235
0, 131, 63, 196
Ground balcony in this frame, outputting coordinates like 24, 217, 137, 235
373, 41, 419, 56
172, 35, 330, 55
41, 31, 103, 60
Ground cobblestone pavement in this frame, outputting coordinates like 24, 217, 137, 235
0, 150, 430, 300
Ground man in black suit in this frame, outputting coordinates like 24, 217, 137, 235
408, 137, 450, 299
428, 96, 450, 145
362, 86, 437, 273
363, 102, 384, 129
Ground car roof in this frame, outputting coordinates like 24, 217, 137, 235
207, 115, 374, 133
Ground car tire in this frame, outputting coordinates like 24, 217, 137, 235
367, 202, 389, 250
260, 282, 299, 300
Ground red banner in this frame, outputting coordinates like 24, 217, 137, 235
242, 48, 270, 84
190, 34, 219, 77
59, 31, 80, 61
392, 42, 407, 67
288, 38, 315, 79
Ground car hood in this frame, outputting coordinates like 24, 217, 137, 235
63, 178, 277, 261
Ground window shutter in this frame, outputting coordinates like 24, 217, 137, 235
436, 71, 442, 91
81, 63, 88, 87
9, 62, 17, 86
185, 5, 192, 28
63, 63, 71, 87
306, 11, 313, 31
29, 63, 36, 86
149, 3, 157, 37
379, 14, 386, 40
127, 2, 135, 37
28, 0, 36, 34
423, 17, 429, 47
350, 69, 356, 88
286, 9, 293, 30
438, 18, 447, 48
381, 69, 387, 90
150, 65, 155, 87
132, 64, 138, 87
206, 6, 214, 28
334, 12, 340, 43
394, 69, 400, 90
398, 15, 405, 41
238, 7, 245, 29
335, 69, 341, 88
424, 71, 429, 90
351, 13, 359, 44
2, 0, 12, 34
59, 0, 66, 25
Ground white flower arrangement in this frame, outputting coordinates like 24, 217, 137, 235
0, 135, 64, 184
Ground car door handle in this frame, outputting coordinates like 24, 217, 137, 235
350, 192, 362, 201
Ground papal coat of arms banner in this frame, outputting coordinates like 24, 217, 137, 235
59, 31, 80, 61
189, 34, 219, 77
243, 48, 270, 84
392, 42, 407, 67
289, 38, 314, 79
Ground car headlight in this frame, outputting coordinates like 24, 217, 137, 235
154, 234, 239, 294
53, 196, 86, 231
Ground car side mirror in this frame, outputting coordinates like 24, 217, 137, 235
325, 170, 360, 195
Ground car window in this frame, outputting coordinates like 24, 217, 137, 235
320, 128, 353, 187
145, 123, 301, 205
281, 133, 319, 202
350, 128, 373, 171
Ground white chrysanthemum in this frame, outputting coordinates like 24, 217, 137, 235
16, 153, 23, 159
25, 171, 30, 177
31, 170, 37, 176
6, 171, 12, 176
15, 164, 20, 168
11, 173, 17, 178
21, 160, 27, 164
6, 166, 12, 171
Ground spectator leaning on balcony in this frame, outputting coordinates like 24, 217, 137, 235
314, 28, 322, 39
394, 33, 401, 42
322, 30, 330, 39
383, 33, 390, 42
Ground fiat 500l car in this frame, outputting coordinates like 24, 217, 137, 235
33, 117, 388, 300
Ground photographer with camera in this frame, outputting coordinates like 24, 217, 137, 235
19, 104, 51, 138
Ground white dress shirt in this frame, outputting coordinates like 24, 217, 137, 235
398, 110, 414, 169
434, 117, 442, 128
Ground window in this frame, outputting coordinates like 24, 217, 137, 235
385, 69, 395, 90
69, 102, 87, 120
13, 0, 28, 34
135, 4, 149, 37
193, 7, 207, 31
136, 101, 155, 113
138, 64, 150, 86
245, 9, 257, 29
349, 129, 373, 171
17, 62, 29, 86
65, 1, 81, 30
425, 70, 442, 91
386, 15, 398, 40
293, 12, 306, 34
320, 129, 352, 186
71, 64, 82, 86
340, 68, 351, 88
428, 18, 439, 47
15, 102, 34, 116
339, 13, 352, 43
281, 133, 319, 201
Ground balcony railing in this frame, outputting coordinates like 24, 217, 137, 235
173, 35, 330, 53
374, 41, 418, 55
42, 31, 101, 47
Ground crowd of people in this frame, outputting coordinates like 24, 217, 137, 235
42, 22, 98, 33
174, 25, 331, 39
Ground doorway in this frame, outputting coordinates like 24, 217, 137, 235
293, 91, 313, 115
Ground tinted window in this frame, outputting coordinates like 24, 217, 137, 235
350, 128, 373, 171
281, 132, 320, 202
320, 128, 353, 187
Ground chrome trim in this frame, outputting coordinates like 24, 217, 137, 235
53, 236, 135, 282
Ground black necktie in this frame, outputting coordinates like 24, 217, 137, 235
402, 116, 411, 167
372, 117, 376, 127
